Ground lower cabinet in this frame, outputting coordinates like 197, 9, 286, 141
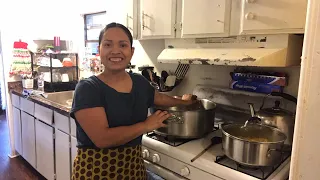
55, 129, 71, 180
13, 107, 22, 155
21, 111, 36, 168
35, 120, 55, 180
71, 136, 78, 165
12, 97, 77, 180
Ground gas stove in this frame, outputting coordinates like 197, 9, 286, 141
142, 129, 291, 180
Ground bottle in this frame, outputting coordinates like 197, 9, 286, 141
38, 73, 44, 92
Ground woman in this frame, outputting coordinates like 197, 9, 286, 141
70, 22, 196, 180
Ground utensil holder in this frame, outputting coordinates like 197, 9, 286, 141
22, 79, 34, 89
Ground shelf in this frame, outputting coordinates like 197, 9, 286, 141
33, 65, 77, 70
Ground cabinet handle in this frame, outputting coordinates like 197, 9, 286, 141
126, 13, 133, 31
245, 12, 256, 20
246, 0, 256, 3
142, 11, 150, 30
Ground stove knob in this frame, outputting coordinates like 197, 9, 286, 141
142, 149, 150, 158
152, 154, 160, 163
180, 167, 190, 176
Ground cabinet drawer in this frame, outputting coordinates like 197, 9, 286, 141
70, 118, 76, 137
20, 98, 35, 116
35, 104, 53, 125
12, 94, 20, 108
54, 112, 70, 134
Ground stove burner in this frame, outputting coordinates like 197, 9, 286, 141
146, 127, 219, 147
145, 132, 192, 147
215, 152, 291, 180
237, 164, 260, 171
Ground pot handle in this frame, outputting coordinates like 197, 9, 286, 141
260, 92, 297, 110
164, 114, 184, 124
270, 92, 297, 104
267, 148, 282, 158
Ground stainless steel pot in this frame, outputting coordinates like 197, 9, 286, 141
150, 99, 217, 139
256, 92, 297, 146
221, 123, 287, 167
221, 103, 287, 167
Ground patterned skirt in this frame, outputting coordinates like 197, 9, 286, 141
72, 145, 147, 180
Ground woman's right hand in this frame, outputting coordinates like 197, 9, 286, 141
144, 110, 171, 132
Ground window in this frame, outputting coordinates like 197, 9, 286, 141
84, 11, 106, 55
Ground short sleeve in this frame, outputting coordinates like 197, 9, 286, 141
70, 79, 103, 119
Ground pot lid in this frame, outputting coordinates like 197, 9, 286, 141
222, 124, 287, 143
261, 100, 294, 116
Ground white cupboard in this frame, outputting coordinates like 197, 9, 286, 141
179, 0, 231, 38
111, 0, 140, 39
21, 111, 36, 168
140, 0, 177, 39
71, 136, 78, 167
240, 0, 307, 34
13, 107, 22, 155
35, 120, 55, 180
55, 129, 71, 180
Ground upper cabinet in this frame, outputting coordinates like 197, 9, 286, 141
109, 0, 140, 39
140, 0, 177, 39
105, 0, 307, 40
240, 0, 307, 34
179, 0, 231, 38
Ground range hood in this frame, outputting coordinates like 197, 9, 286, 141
157, 34, 303, 67
157, 47, 299, 67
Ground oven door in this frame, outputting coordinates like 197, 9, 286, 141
144, 160, 187, 180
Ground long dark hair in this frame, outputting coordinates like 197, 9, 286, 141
98, 22, 133, 47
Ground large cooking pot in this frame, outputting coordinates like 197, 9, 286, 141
256, 92, 297, 146
150, 99, 217, 139
221, 103, 287, 167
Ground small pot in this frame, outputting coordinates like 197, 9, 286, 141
150, 99, 217, 139
256, 92, 297, 146
221, 123, 287, 167
221, 103, 287, 167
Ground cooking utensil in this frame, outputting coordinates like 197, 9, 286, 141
221, 104, 287, 167
191, 137, 222, 162
174, 64, 190, 79
150, 98, 217, 139
256, 92, 297, 146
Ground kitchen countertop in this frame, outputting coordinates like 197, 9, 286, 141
11, 88, 71, 116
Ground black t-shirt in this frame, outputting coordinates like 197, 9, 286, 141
70, 73, 155, 149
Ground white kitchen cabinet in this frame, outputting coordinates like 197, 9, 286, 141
12, 94, 20, 108
179, 0, 231, 38
71, 136, 78, 167
35, 120, 54, 180
140, 0, 177, 39
54, 112, 70, 134
21, 111, 36, 168
109, 0, 140, 39
240, 0, 307, 34
55, 129, 71, 180
13, 107, 22, 155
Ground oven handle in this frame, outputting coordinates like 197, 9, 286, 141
144, 160, 187, 180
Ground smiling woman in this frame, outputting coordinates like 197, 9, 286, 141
70, 22, 196, 180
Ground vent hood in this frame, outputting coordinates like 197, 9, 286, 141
157, 48, 300, 67
158, 34, 304, 67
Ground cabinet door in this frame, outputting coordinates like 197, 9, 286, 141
21, 111, 36, 168
71, 136, 78, 166
140, 0, 176, 39
240, 0, 307, 34
13, 107, 22, 155
180, 0, 230, 38
35, 120, 54, 180
55, 130, 71, 180
109, 0, 140, 39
